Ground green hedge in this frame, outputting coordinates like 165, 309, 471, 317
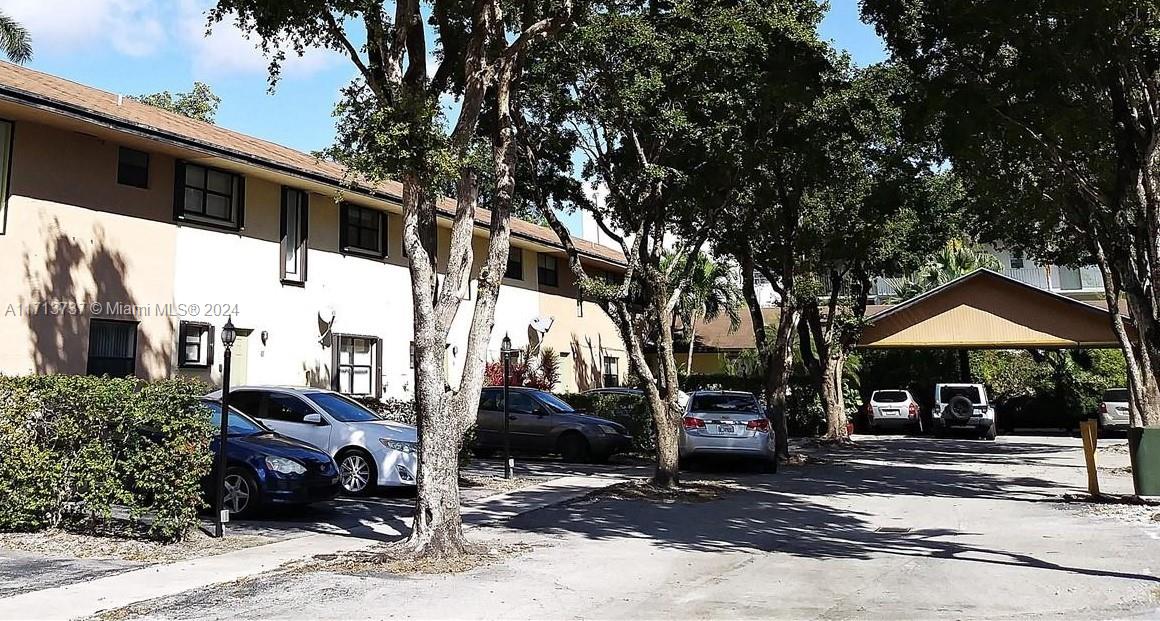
558, 393, 656, 452
0, 375, 212, 541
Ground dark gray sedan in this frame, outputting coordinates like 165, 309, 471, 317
475, 387, 633, 462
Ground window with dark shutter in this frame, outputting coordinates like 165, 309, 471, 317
178, 321, 214, 368
280, 187, 309, 283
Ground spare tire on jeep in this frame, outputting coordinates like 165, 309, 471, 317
944, 395, 974, 422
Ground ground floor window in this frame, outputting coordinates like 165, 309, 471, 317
87, 319, 137, 377
333, 334, 382, 397
603, 356, 619, 388
178, 321, 213, 368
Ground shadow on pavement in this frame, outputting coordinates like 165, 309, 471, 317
507, 437, 1160, 586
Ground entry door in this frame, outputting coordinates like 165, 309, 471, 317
230, 330, 251, 386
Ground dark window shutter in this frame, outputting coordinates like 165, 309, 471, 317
208, 324, 216, 368
375, 338, 383, 398
330, 333, 340, 391
380, 212, 389, 258
338, 203, 348, 251
172, 160, 186, 222
278, 189, 288, 281
235, 175, 246, 230
300, 192, 310, 281
177, 322, 190, 365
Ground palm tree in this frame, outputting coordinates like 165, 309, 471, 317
0, 12, 31, 64
886, 237, 1002, 381
887, 237, 1002, 301
666, 252, 742, 374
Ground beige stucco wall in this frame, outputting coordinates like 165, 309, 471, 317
0, 121, 177, 379
0, 112, 628, 398
537, 262, 626, 392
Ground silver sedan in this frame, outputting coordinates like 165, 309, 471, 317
679, 391, 777, 472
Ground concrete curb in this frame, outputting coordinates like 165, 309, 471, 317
0, 474, 625, 621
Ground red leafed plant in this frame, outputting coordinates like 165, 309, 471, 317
484, 347, 560, 391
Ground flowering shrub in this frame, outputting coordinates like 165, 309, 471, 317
483, 347, 560, 390
0, 375, 212, 541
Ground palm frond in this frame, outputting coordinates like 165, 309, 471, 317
0, 13, 32, 64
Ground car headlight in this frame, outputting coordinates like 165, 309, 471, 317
265, 456, 307, 475
596, 424, 621, 435
380, 438, 418, 454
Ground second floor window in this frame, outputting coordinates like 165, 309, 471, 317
117, 147, 149, 188
175, 162, 243, 229
340, 203, 387, 258
538, 254, 559, 287
281, 188, 309, 283
506, 248, 523, 280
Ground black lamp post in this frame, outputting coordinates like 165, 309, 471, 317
501, 333, 513, 480
214, 317, 236, 538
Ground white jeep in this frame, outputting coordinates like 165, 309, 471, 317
932, 383, 997, 440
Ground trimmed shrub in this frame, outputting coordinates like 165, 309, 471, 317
558, 392, 656, 452
0, 375, 212, 541
353, 396, 417, 425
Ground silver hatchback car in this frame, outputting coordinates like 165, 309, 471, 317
679, 390, 777, 472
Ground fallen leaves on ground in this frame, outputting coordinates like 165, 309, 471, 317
571, 479, 734, 506
294, 541, 532, 576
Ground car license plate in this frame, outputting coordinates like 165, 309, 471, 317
717, 424, 734, 434
884, 409, 899, 416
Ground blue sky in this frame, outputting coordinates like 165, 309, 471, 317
5, 0, 885, 231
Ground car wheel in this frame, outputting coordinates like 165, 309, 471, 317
337, 449, 377, 496
558, 433, 591, 462
222, 467, 260, 519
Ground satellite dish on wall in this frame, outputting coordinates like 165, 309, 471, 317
318, 304, 337, 345
527, 316, 555, 354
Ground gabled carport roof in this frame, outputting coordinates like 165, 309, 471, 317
858, 269, 1130, 349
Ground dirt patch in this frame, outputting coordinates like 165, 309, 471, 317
458, 473, 545, 495
1056, 493, 1160, 526
292, 540, 532, 576
1098, 443, 1130, 454
782, 452, 828, 467
0, 528, 277, 563
569, 479, 734, 506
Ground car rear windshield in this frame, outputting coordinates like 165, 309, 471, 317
1104, 389, 1130, 402
690, 394, 759, 413
940, 386, 982, 403
873, 390, 908, 403
305, 393, 382, 422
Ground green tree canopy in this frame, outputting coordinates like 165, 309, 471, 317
135, 83, 221, 123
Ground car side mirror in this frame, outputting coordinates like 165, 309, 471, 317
303, 413, 324, 425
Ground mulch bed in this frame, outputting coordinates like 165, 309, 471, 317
0, 528, 277, 563
295, 540, 533, 576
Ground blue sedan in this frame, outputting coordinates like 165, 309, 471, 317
203, 400, 342, 518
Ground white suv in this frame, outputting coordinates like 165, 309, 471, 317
933, 383, 997, 440
866, 389, 922, 433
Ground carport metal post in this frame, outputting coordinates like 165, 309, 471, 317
214, 317, 237, 538
501, 334, 514, 479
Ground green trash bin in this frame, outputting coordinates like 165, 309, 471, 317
1128, 427, 1160, 497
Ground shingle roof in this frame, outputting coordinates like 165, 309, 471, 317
0, 61, 625, 266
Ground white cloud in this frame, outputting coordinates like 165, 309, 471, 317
1, 0, 165, 57
179, 0, 340, 79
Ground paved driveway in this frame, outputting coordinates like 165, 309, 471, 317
119, 435, 1160, 620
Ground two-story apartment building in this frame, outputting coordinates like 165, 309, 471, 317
0, 63, 627, 398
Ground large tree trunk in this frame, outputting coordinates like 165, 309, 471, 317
767, 306, 798, 456
820, 352, 848, 439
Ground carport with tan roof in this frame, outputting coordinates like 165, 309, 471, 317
858, 269, 1131, 350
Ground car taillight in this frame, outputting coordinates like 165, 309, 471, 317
747, 418, 770, 432
683, 416, 705, 430
1099, 402, 1107, 415
864, 403, 872, 414
908, 402, 918, 419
